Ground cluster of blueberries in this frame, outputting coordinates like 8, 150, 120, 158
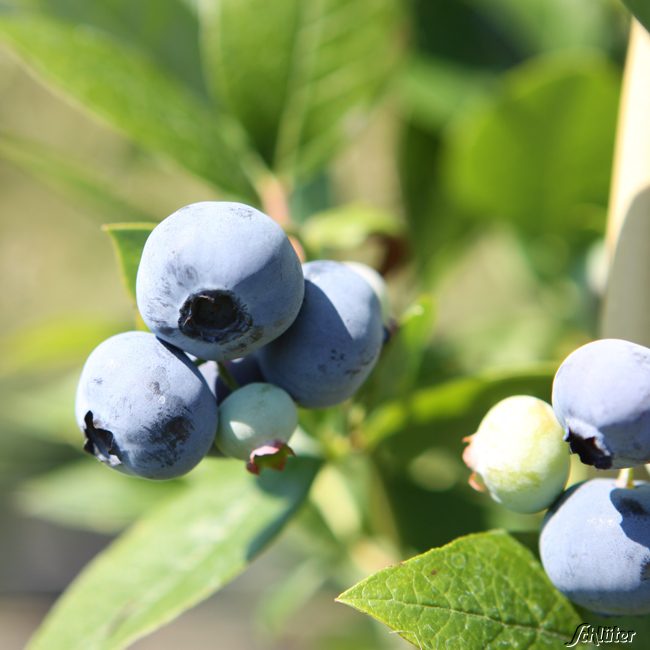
76, 201, 387, 478
464, 338, 650, 616
77, 201, 650, 618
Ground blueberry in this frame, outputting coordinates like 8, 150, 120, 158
540, 478, 650, 615
216, 383, 297, 473
196, 355, 264, 404
75, 331, 217, 479
343, 261, 391, 325
463, 396, 569, 513
197, 360, 218, 398
258, 260, 384, 407
136, 202, 304, 361
552, 338, 650, 469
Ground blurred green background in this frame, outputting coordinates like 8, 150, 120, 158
0, 0, 636, 647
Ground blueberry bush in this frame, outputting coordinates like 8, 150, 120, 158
1, 0, 650, 648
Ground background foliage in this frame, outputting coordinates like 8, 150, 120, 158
0, 0, 645, 648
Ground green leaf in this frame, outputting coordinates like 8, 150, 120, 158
201, 0, 402, 178
0, 316, 121, 378
444, 55, 620, 244
15, 460, 184, 533
0, 131, 154, 222
337, 530, 581, 649
300, 203, 403, 255
28, 456, 320, 650
399, 57, 494, 132
256, 558, 329, 637
623, 1, 650, 34
1, 370, 80, 445
26, 0, 207, 96
365, 363, 555, 454
103, 222, 156, 303
0, 15, 260, 199
360, 296, 436, 409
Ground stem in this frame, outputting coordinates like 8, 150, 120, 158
258, 174, 292, 228
616, 467, 635, 489
257, 174, 306, 262
216, 362, 239, 392
601, 20, 650, 344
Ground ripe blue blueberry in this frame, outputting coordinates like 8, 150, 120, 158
540, 478, 650, 615
75, 331, 217, 479
343, 261, 391, 325
136, 202, 304, 361
552, 338, 650, 469
216, 382, 297, 473
258, 260, 384, 407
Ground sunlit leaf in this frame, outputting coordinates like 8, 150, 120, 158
103, 222, 156, 303
0, 316, 121, 378
26, 0, 207, 95
301, 203, 403, 255
28, 457, 320, 650
365, 363, 555, 455
445, 55, 619, 244
400, 57, 494, 132
201, 0, 402, 178
338, 530, 580, 649
0, 15, 260, 199
15, 459, 184, 533
0, 131, 153, 222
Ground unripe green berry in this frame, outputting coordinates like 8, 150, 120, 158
463, 395, 569, 513
216, 383, 297, 469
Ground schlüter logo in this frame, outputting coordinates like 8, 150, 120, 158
565, 624, 637, 647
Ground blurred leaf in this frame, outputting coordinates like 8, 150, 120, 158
0, 15, 260, 199
470, 0, 623, 54
397, 121, 478, 285
0, 316, 121, 378
444, 55, 620, 244
26, 0, 207, 95
28, 457, 320, 650
365, 363, 555, 455
376, 465, 490, 552
201, 0, 402, 178
624, 1, 650, 33
400, 57, 494, 132
337, 530, 580, 649
256, 558, 328, 637
1, 370, 79, 445
360, 296, 436, 409
0, 131, 154, 222
15, 459, 184, 533
301, 203, 403, 255
291, 500, 345, 558
0, 426, 77, 489
103, 222, 156, 303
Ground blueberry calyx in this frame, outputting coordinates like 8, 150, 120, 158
178, 289, 251, 343
246, 440, 295, 475
565, 429, 612, 469
83, 411, 122, 467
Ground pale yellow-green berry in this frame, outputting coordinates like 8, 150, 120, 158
463, 395, 569, 514
216, 383, 297, 463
